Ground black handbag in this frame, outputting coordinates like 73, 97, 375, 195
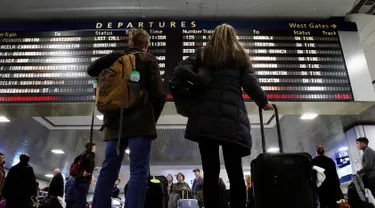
168, 78, 200, 117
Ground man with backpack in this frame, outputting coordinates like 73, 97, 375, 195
72, 142, 96, 208
88, 28, 166, 208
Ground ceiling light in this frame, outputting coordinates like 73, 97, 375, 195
96, 115, 103, 120
267, 147, 279, 153
51, 149, 65, 154
45, 174, 54, 178
0, 116, 10, 122
338, 147, 349, 151
300, 113, 318, 120
125, 149, 130, 154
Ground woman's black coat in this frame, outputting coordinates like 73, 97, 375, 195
175, 49, 268, 156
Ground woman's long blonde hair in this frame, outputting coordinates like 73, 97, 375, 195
245, 175, 252, 190
203, 24, 250, 68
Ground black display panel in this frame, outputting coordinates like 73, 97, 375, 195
0, 20, 356, 103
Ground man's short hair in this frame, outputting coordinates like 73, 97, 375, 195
356, 137, 369, 145
129, 28, 150, 49
193, 169, 200, 173
19, 153, 30, 163
85, 141, 96, 150
0, 153, 4, 157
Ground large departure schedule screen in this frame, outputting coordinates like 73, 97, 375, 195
0, 20, 357, 103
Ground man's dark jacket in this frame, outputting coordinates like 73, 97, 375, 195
2, 161, 37, 201
87, 48, 166, 140
75, 150, 95, 183
48, 173, 64, 197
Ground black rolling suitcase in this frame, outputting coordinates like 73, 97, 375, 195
251, 104, 316, 208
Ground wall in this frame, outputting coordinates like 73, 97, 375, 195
347, 14, 375, 85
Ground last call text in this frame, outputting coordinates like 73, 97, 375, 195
96, 21, 197, 29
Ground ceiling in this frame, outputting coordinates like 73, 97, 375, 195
0, 0, 356, 19
1, 104, 375, 184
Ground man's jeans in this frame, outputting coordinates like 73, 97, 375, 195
92, 137, 152, 208
72, 181, 90, 208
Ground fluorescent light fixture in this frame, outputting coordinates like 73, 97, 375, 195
96, 115, 103, 120
267, 147, 279, 153
45, 174, 54, 178
125, 149, 130, 154
300, 113, 318, 120
51, 149, 65, 154
338, 147, 348, 151
0, 116, 10, 122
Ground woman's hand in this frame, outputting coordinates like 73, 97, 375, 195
263, 102, 274, 111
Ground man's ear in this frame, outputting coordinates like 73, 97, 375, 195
144, 40, 150, 51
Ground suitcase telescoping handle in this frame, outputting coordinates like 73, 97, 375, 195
258, 104, 283, 153
181, 189, 189, 199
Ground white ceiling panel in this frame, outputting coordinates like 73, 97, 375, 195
0, 0, 357, 19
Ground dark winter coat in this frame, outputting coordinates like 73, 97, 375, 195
312, 155, 342, 201
175, 49, 268, 156
48, 173, 64, 197
2, 161, 37, 201
87, 48, 166, 141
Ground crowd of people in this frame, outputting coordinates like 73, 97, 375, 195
0, 23, 373, 208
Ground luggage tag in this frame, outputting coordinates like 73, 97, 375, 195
130, 70, 141, 98
130, 71, 140, 82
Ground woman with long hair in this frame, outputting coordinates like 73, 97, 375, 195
245, 175, 254, 208
167, 174, 173, 196
175, 24, 272, 208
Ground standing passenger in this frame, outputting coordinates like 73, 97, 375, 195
175, 24, 273, 208
73, 142, 96, 208
313, 145, 342, 208
65, 177, 76, 208
167, 174, 174, 196
246, 176, 254, 208
48, 168, 64, 197
2, 154, 37, 208
192, 169, 203, 198
0, 153, 5, 198
89, 28, 166, 208
168, 173, 190, 208
356, 137, 375, 197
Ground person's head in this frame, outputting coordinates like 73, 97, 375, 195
0, 153, 4, 165
115, 179, 121, 186
193, 169, 201, 178
245, 175, 252, 186
128, 28, 150, 51
176, 173, 185, 183
316, 145, 325, 156
19, 153, 30, 164
203, 23, 250, 68
85, 141, 96, 152
167, 174, 173, 183
54, 168, 61, 175
357, 137, 369, 150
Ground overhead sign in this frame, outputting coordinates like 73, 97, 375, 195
0, 20, 355, 103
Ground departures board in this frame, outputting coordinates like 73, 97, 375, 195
0, 20, 357, 103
